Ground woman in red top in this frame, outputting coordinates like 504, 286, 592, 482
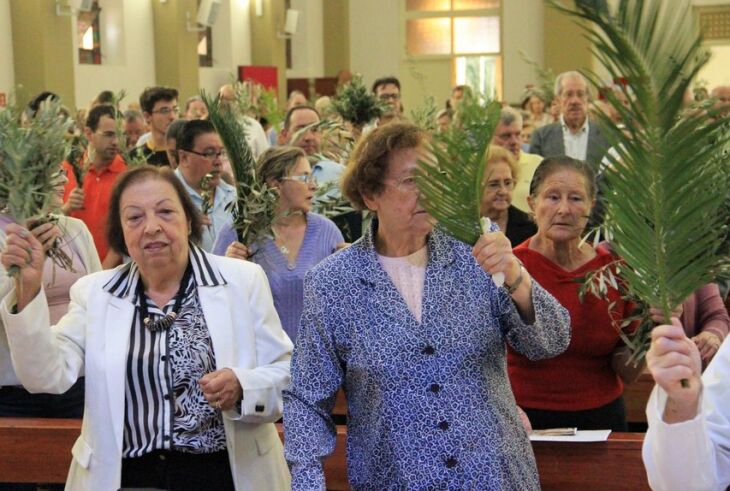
508, 156, 636, 432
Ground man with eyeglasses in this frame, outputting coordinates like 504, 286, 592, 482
491, 107, 543, 213
61, 104, 128, 265
130, 86, 179, 167
363, 77, 404, 136
174, 120, 236, 252
529, 71, 609, 169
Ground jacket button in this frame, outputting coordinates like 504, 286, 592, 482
429, 383, 440, 393
438, 421, 449, 430
422, 346, 435, 355
255, 404, 265, 412
445, 457, 458, 468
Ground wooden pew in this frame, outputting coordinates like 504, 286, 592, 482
0, 417, 78, 483
0, 417, 649, 490
533, 433, 649, 490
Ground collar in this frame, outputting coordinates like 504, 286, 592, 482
103, 243, 227, 300
560, 114, 589, 134
173, 168, 236, 202
86, 154, 127, 175
351, 218, 456, 280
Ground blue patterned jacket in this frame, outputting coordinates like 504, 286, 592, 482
283, 224, 570, 490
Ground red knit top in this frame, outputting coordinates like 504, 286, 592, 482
508, 239, 632, 411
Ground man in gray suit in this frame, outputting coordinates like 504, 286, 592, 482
529, 71, 609, 169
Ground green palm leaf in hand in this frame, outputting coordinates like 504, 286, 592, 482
415, 94, 502, 246
555, 0, 730, 361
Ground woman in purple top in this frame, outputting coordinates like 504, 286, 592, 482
214, 146, 345, 341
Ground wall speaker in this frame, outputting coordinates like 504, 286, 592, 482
197, 0, 222, 28
284, 9, 299, 35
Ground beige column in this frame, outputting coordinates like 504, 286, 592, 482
9, 0, 76, 108
151, 0, 200, 102
322, 0, 350, 77
249, 0, 287, 103
543, 1, 592, 77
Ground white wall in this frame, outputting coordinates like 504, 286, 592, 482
0, 0, 15, 102
73, 0, 156, 109
502, 0, 544, 103
349, 0, 400, 89
287, 0, 324, 79
199, 0, 253, 95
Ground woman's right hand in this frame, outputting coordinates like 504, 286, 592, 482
225, 241, 250, 261
646, 319, 702, 423
1, 223, 45, 309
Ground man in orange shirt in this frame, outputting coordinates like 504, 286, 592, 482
62, 104, 127, 266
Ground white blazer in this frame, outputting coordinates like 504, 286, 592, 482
0, 215, 102, 386
1, 252, 293, 491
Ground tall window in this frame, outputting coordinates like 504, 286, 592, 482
78, 1, 102, 65
198, 0, 213, 67
404, 0, 502, 98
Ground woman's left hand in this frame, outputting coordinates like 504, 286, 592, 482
29, 221, 61, 253
471, 230, 521, 285
199, 368, 243, 411
691, 331, 722, 363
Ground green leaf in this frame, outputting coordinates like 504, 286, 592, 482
415, 94, 502, 245
553, 0, 730, 360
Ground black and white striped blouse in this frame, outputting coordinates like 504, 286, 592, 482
103, 244, 229, 458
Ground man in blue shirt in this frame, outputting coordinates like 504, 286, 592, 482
174, 120, 236, 252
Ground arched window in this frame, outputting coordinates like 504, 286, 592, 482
78, 1, 102, 65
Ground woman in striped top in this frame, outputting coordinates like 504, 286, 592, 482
0, 166, 292, 491
214, 146, 346, 342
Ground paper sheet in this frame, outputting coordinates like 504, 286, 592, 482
529, 429, 612, 442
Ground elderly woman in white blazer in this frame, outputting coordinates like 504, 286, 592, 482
0, 166, 292, 491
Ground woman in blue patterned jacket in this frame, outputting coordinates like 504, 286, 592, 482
283, 122, 571, 490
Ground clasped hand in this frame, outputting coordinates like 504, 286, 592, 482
471, 230, 521, 286
199, 368, 243, 412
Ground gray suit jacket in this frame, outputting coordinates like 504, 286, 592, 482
529, 120, 609, 168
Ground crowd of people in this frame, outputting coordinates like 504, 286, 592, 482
0, 70, 728, 490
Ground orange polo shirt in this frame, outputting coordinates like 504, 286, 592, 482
62, 155, 128, 261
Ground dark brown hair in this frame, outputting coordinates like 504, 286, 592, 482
139, 86, 179, 114
342, 122, 426, 210
529, 156, 597, 199
107, 166, 203, 256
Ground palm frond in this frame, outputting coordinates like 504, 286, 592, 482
554, 0, 730, 359
331, 75, 386, 129
518, 50, 556, 104
415, 94, 502, 245
201, 91, 278, 246
409, 95, 439, 132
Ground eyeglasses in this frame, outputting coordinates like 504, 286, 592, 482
186, 149, 227, 161
484, 179, 515, 192
494, 131, 521, 141
151, 106, 179, 115
386, 174, 418, 192
53, 168, 68, 179
562, 91, 588, 100
379, 93, 401, 101
280, 174, 318, 185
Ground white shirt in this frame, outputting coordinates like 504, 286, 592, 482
642, 338, 730, 491
377, 246, 428, 323
241, 115, 270, 159
560, 115, 590, 161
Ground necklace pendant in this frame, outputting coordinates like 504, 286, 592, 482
280, 244, 289, 255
